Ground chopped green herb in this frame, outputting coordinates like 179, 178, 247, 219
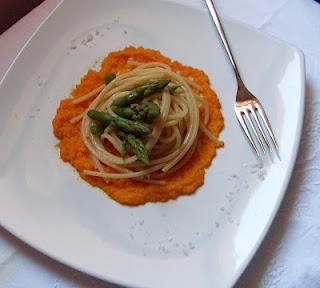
104, 73, 116, 85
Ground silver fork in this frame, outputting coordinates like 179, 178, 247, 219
204, 0, 279, 158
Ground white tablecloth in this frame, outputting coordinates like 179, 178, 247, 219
0, 0, 319, 287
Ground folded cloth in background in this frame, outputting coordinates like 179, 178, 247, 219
0, 0, 45, 34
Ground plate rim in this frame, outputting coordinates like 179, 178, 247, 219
0, 0, 306, 287
229, 48, 305, 287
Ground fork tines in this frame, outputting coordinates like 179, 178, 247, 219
235, 100, 279, 158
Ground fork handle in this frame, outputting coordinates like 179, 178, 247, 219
204, 0, 240, 77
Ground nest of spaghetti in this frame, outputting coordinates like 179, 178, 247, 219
72, 61, 221, 185
53, 47, 224, 205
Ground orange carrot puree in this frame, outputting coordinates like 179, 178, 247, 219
52, 47, 224, 206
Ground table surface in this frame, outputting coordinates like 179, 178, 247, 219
0, 0, 319, 287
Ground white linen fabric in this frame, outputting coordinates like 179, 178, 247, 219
0, 0, 319, 287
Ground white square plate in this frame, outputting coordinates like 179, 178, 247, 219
0, 0, 304, 287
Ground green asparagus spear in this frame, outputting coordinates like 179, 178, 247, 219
104, 73, 116, 85
111, 79, 170, 107
112, 106, 136, 120
168, 84, 182, 94
87, 110, 151, 136
87, 110, 111, 125
112, 101, 160, 122
111, 116, 151, 135
142, 101, 160, 121
90, 122, 106, 136
124, 133, 149, 164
